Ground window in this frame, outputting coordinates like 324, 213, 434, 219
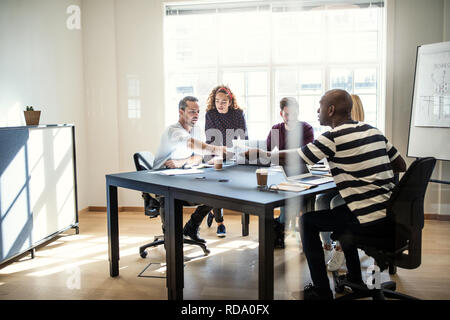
164, 1, 385, 139
222, 70, 269, 139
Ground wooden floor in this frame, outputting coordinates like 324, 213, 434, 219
0, 210, 449, 300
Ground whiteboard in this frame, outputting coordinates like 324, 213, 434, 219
407, 41, 450, 160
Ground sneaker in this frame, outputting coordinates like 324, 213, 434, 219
337, 273, 365, 287
303, 283, 333, 300
207, 211, 214, 228
183, 220, 206, 243
327, 249, 345, 271
216, 224, 226, 237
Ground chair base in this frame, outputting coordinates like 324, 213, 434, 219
139, 235, 210, 258
332, 271, 419, 300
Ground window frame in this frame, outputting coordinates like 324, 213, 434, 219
163, 2, 386, 138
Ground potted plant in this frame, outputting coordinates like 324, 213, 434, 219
24, 106, 41, 126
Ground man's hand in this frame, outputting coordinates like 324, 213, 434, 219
224, 149, 234, 161
164, 159, 185, 169
214, 145, 227, 156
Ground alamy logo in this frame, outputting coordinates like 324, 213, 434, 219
66, 265, 81, 289
66, 5, 81, 30
366, 265, 381, 289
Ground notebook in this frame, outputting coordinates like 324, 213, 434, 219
282, 162, 333, 185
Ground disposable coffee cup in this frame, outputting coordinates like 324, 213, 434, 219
214, 157, 223, 170
256, 168, 268, 187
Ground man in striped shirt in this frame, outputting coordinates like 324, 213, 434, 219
252, 89, 406, 299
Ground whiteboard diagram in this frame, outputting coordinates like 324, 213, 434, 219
408, 41, 450, 161
414, 50, 450, 127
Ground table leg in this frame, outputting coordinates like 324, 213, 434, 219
107, 184, 119, 277
258, 208, 274, 300
304, 196, 315, 213
166, 193, 184, 300
241, 212, 249, 236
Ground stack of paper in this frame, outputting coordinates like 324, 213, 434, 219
270, 181, 315, 192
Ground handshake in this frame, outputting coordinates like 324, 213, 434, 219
207, 147, 276, 166
238, 148, 277, 165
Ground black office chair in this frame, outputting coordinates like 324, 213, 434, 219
133, 152, 210, 258
331, 157, 436, 300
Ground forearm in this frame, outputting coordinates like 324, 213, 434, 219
186, 155, 202, 166
164, 155, 202, 168
188, 138, 224, 155
391, 155, 407, 173
266, 149, 299, 165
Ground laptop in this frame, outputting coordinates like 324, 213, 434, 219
282, 162, 333, 185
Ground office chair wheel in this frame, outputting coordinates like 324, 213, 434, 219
388, 264, 397, 275
334, 282, 345, 294
140, 250, 148, 258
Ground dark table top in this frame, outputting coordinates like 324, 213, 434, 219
107, 164, 336, 208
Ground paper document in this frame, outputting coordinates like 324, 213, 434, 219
309, 162, 332, 176
157, 168, 204, 176
270, 181, 316, 192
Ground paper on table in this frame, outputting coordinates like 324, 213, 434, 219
195, 163, 213, 169
270, 181, 316, 192
310, 161, 331, 176
157, 168, 204, 175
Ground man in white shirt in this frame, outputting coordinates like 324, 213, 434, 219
154, 96, 227, 243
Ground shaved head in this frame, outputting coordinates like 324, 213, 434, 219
323, 89, 353, 117
318, 89, 353, 128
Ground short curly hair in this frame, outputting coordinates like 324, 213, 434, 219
206, 85, 242, 112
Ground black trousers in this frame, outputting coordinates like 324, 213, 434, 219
158, 196, 213, 227
212, 208, 224, 223
300, 204, 394, 292
189, 202, 214, 226
299, 205, 361, 292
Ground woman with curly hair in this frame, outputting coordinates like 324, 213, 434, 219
204, 85, 248, 237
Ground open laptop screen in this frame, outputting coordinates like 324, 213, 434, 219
282, 161, 334, 185
282, 162, 310, 178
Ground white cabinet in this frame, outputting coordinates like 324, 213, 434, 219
0, 125, 78, 264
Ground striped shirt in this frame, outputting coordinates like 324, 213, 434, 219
298, 121, 400, 224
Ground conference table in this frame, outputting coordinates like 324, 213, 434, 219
106, 164, 335, 300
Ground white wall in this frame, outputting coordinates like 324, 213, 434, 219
0, 0, 88, 210
81, 0, 165, 206
114, 0, 166, 206
387, 0, 449, 215
81, 0, 120, 206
